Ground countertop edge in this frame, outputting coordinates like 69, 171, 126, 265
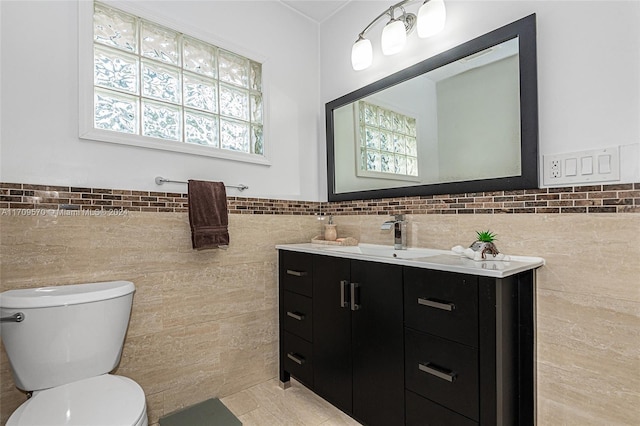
276, 243, 545, 278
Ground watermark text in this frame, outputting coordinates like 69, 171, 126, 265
1, 208, 129, 217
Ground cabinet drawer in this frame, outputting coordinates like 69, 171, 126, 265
405, 328, 479, 421
279, 251, 313, 297
282, 291, 312, 341
406, 390, 477, 426
282, 331, 313, 386
404, 268, 478, 347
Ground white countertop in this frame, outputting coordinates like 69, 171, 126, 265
276, 243, 545, 278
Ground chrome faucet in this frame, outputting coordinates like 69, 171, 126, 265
381, 214, 407, 250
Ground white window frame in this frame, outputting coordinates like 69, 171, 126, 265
78, 1, 271, 166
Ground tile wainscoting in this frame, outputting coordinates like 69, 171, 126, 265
1, 182, 639, 425
0, 211, 322, 425
1, 182, 639, 215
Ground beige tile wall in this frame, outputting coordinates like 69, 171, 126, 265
0, 212, 321, 425
1, 211, 639, 425
333, 213, 640, 425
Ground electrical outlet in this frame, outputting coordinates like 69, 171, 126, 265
550, 160, 561, 178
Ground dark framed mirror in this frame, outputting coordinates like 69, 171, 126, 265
326, 14, 538, 202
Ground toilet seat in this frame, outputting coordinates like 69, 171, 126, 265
7, 374, 147, 426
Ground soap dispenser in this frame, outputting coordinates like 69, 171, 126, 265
324, 215, 337, 241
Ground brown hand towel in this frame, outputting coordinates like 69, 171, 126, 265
188, 180, 229, 250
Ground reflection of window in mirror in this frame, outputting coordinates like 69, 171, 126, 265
355, 101, 420, 182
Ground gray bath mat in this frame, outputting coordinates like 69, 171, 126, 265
160, 398, 242, 426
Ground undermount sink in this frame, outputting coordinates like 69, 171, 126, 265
325, 244, 443, 260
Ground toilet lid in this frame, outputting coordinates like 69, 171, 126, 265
7, 374, 146, 426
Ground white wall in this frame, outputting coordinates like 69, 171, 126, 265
2, 1, 638, 202
319, 0, 640, 189
0, 0, 322, 200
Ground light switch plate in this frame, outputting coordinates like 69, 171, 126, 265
565, 158, 577, 176
543, 147, 620, 185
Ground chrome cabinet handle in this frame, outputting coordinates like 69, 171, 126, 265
340, 280, 350, 308
286, 269, 307, 277
0, 312, 25, 323
350, 282, 360, 311
418, 297, 455, 311
287, 352, 305, 365
286, 311, 305, 321
418, 362, 457, 382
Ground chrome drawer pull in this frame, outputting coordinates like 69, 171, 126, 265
0, 312, 25, 323
286, 269, 307, 277
418, 362, 457, 382
350, 282, 360, 311
340, 280, 350, 308
418, 297, 455, 311
286, 311, 305, 321
287, 352, 305, 365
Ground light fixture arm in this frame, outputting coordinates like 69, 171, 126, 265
355, 0, 419, 40
351, 0, 445, 70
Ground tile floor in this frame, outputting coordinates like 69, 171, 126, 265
221, 378, 362, 425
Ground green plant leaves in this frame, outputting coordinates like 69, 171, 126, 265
475, 230, 497, 242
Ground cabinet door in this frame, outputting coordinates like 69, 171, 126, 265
312, 255, 352, 413
351, 260, 404, 426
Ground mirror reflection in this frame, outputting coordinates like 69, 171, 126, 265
333, 38, 521, 194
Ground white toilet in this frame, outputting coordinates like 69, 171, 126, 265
0, 280, 148, 426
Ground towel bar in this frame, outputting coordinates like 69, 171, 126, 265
155, 176, 248, 191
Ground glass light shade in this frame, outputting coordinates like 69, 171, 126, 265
351, 37, 373, 70
417, 0, 447, 38
381, 19, 407, 56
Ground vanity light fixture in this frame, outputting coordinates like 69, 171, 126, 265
380, 9, 411, 55
417, 0, 447, 37
352, 36, 373, 70
351, 0, 446, 71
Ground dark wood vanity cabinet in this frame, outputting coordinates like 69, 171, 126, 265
314, 256, 404, 426
403, 267, 535, 426
310, 255, 352, 413
279, 250, 314, 387
279, 249, 535, 426
279, 250, 404, 426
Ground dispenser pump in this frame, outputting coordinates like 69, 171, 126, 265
324, 216, 337, 241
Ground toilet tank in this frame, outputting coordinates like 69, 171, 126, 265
0, 281, 135, 392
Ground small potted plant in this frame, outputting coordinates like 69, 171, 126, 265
470, 230, 500, 259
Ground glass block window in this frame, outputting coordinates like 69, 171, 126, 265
358, 101, 419, 177
91, 2, 264, 155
